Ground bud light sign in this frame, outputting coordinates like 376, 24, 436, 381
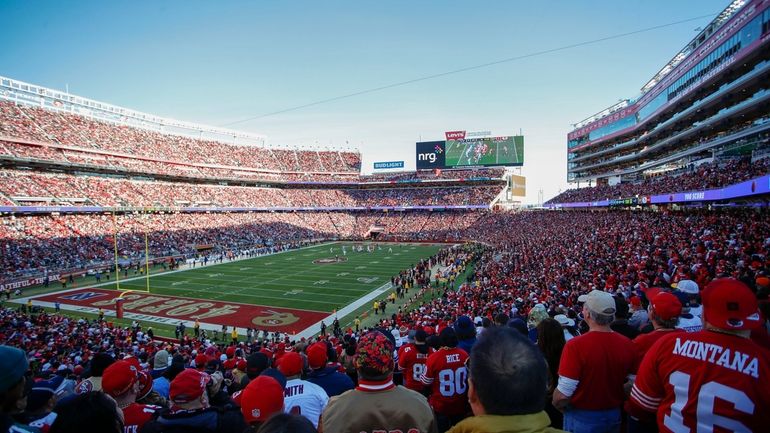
373, 161, 404, 170
416, 141, 446, 169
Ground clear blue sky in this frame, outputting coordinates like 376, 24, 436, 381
0, 0, 729, 203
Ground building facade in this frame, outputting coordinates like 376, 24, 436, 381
566, 0, 770, 185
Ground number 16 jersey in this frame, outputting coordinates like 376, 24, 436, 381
629, 330, 770, 433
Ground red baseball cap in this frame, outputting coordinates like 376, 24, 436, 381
650, 292, 682, 321
170, 369, 211, 403
306, 343, 328, 370
137, 371, 153, 400
102, 360, 139, 397
702, 278, 761, 331
194, 354, 209, 370
240, 376, 284, 424
643, 287, 665, 303
277, 352, 303, 377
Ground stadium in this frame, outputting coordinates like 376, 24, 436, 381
1, 1, 769, 433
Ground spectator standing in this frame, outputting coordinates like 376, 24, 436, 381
142, 368, 247, 433
448, 326, 565, 433
305, 342, 354, 397
420, 327, 470, 432
102, 360, 160, 433
323, 330, 437, 433
277, 351, 328, 429
454, 316, 477, 354
553, 290, 635, 433
0, 345, 37, 433
628, 279, 770, 433
398, 329, 435, 393
537, 318, 566, 430
239, 376, 285, 432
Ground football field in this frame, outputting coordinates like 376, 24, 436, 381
29, 242, 445, 334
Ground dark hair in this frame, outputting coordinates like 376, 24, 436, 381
535, 318, 565, 393
439, 327, 458, 348
469, 326, 547, 415
50, 391, 123, 433
257, 413, 318, 433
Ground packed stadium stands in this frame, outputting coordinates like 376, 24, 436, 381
3, 2, 770, 432
546, 155, 770, 204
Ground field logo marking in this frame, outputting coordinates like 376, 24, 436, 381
355, 266, 367, 270
313, 280, 329, 285
171, 281, 188, 286
357, 277, 379, 284
60, 292, 106, 301
207, 273, 224, 278
336, 272, 350, 277
284, 289, 304, 296
370, 261, 380, 264
264, 262, 274, 266
383, 256, 391, 260
252, 310, 300, 327
239, 267, 252, 271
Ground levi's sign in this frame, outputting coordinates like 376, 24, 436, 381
445, 131, 466, 140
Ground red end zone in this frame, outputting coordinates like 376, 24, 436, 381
32, 288, 327, 334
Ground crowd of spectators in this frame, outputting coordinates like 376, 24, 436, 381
1, 207, 768, 433
0, 210, 494, 280
547, 155, 770, 204
0, 100, 361, 183
0, 169, 500, 209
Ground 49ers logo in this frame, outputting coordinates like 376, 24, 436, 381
252, 310, 300, 327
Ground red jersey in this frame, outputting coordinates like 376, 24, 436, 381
122, 403, 160, 433
631, 329, 686, 373
629, 331, 770, 433
397, 343, 435, 392
420, 347, 469, 416
558, 330, 635, 410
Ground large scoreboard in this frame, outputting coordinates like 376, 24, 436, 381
416, 134, 523, 169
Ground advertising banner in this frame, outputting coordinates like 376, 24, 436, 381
415, 141, 446, 169
373, 161, 404, 170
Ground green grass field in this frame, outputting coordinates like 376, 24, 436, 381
95, 242, 444, 314
445, 136, 524, 167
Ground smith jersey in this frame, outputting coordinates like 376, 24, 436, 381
398, 344, 435, 392
420, 347, 469, 416
630, 330, 770, 433
283, 378, 329, 429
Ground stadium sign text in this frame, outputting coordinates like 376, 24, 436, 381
445, 130, 466, 140
373, 161, 404, 170
30, 288, 326, 333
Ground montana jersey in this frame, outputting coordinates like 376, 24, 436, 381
398, 344, 435, 392
420, 347, 469, 416
629, 330, 770, 433
122, 403, 160, 433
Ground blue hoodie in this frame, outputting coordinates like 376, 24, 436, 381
306, 366, 355, 397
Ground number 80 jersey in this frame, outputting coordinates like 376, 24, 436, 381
420, 347, 470, 417
629, 330, 770, 433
